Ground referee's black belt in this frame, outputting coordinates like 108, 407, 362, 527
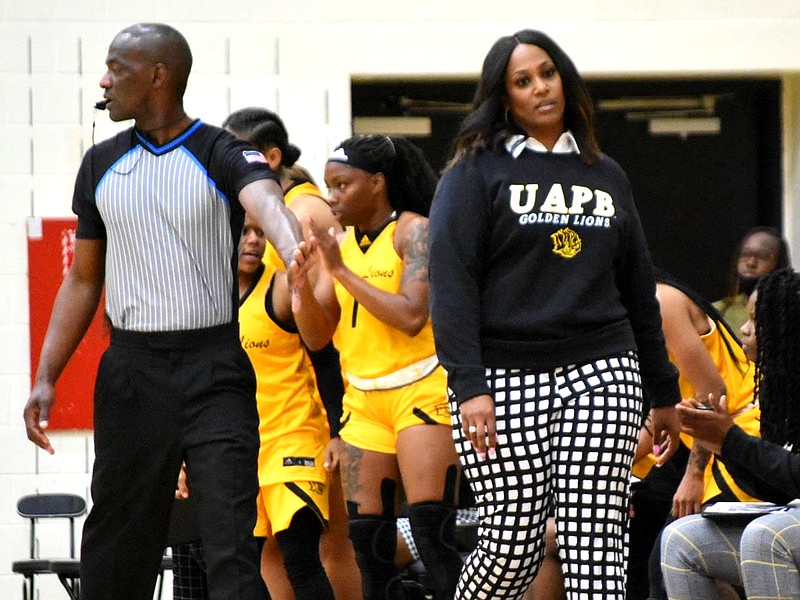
110, 322, 238, 350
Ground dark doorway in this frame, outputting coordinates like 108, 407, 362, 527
351, 78, 782, 301
350, 79, 476, 174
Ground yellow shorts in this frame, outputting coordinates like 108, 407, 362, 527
253, 479, 330, 537
339, 365, 450, 454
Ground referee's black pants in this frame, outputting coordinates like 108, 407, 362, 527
79, 323, 266, 600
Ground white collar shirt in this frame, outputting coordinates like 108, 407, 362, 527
505, 131, 581, 158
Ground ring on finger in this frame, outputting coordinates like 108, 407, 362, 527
467, 425, 478, 434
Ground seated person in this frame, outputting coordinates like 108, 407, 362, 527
713, 226, 789, 332
662, 268, 800, 599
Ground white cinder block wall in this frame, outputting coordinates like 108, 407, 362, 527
1, 2, 800, 598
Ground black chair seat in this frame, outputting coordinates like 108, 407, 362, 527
11, 558, 52, 575
48, 559, 80, 576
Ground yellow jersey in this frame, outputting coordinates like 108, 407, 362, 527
633, 315, 759, 503
239, 263, 328, 485
333, 222, 438, 385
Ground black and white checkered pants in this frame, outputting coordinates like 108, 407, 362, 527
172, 542, 208, 600
451, 352, 643, 599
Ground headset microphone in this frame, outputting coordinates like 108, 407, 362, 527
92, 100, 108, 150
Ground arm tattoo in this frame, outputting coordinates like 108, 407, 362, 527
401, 219, 430, 287
689, 443, 711, 472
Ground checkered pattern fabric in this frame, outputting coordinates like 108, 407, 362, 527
451, 352, 643, 599
172, 542, 208, 600
740, 509, 800, 598
398, 508, 479, 561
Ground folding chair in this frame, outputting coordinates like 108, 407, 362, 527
11, 493, 87, 600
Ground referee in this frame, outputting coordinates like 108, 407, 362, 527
23, 22, 302, 600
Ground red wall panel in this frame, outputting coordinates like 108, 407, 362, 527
28, 218, 108, 430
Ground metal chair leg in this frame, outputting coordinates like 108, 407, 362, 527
57, 575, 80, 600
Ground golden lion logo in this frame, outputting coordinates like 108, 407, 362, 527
308, 481, 326, 495
550, 227, 581, 258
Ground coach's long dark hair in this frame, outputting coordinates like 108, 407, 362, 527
754, 268, 800, 451
449, 29, 600, 166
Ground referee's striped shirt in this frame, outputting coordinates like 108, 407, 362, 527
73, 120, 278, 333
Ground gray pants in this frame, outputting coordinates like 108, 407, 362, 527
661, 509, 800, 599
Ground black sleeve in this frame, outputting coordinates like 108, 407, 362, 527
429, 159, 492, 404
204, 126, 280, 201
307, 342, 345, 438
72, 147, 106, 240
718, 425, 798, 504
613, 169, 680, 408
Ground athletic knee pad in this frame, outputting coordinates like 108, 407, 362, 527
275, 508, 333, 600
407, 501, 463, 600
348, 516, 399, 600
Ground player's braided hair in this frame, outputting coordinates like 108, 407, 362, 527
336, 135, 436, 217
755, 267, 800, 451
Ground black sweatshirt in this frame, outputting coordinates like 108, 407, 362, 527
719, 426, 798, 505
429, 148, 679, 408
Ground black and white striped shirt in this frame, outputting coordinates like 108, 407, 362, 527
73, 120, 278, 332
